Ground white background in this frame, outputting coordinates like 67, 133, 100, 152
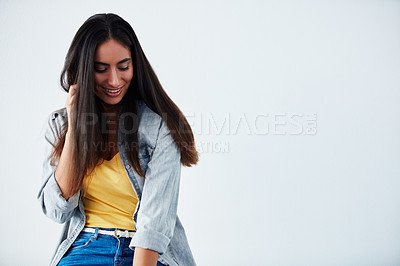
0, 0, 399, 265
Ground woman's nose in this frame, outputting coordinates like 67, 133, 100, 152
108, 68, 120, 87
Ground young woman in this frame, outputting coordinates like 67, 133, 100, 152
38, 13, 198, 266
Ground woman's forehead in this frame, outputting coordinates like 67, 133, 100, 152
94, 39, 131, 63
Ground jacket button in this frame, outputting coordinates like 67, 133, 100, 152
126, 165, 131, 169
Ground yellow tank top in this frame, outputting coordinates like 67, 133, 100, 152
82, 152, 138, 231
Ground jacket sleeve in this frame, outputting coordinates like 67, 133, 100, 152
37, 112, 80, 224
129, 118, 181, 254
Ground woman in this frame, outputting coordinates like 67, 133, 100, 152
38, 13, 198, 266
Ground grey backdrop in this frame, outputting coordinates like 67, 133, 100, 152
0, 0, 399, 265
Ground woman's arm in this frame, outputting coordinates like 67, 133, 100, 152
55, 84, 78, 199
54, 129, 76, 200
133, 247, 159, 266
37, 85, 80, 223
37, 110, 80, 223
129, 117, 181, 256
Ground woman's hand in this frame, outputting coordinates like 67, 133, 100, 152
53, 84, 80, 200
132, 247, 159, 266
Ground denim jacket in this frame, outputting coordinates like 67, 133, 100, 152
37, 99, 196, 266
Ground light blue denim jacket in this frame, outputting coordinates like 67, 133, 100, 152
37, 99, 196, 266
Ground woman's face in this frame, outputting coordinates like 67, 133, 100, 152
93, 38, 133, 111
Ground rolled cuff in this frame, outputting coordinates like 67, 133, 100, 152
129, 228, 170, 254
43, 172, 80, 213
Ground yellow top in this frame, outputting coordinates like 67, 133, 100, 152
82, 152, 138, 231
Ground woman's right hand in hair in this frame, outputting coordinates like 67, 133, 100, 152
66, 84, 77, 132
55, 84, 79, 200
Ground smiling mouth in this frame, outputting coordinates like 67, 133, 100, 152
102, 86, 123, 97
103, 87, 122, 93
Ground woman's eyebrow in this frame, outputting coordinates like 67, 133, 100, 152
94, 58, 131, 66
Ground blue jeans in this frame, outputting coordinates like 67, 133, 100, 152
58, 228, 167, 266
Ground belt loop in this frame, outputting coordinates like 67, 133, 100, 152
113, 229, 121, 239
93, 227, 99, 239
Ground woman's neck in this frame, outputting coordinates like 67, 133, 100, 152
101, 102, 122, 115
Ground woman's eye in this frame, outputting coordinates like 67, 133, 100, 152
94, 66, 129, 73
95, 68, 107, 73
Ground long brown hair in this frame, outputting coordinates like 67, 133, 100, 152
51, 13, 198, 196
